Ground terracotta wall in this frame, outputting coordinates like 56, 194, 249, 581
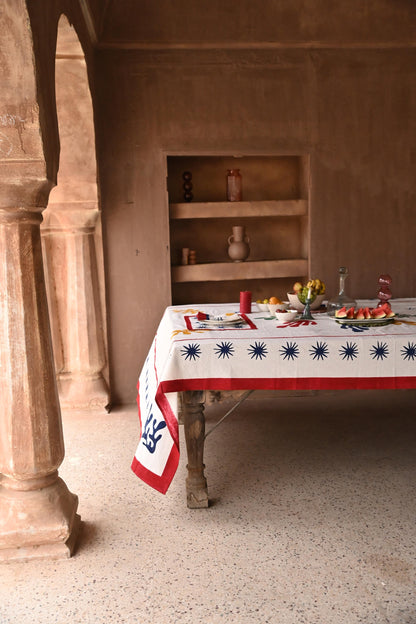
92, 3, 416, 404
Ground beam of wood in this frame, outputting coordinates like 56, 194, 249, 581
171, 258, 308, 283
170, 200, 308, 220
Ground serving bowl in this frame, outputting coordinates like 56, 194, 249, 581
275, 309, 298, 322
287, 293, 326, 311
268, 301, 288, 314
256, 302, 269, 311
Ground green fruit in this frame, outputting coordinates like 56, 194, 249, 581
298, 287, 307, 304
298, 286, 317, 304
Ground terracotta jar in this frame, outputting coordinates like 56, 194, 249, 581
227, 225, 250, 262
226, 169, 242, 202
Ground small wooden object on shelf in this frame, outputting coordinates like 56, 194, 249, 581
183, 171, 193, 202
181, 248, 189, 265
188, 249, 196, 265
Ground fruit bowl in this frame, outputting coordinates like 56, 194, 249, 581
275, 309, 298, 322
268, 302, 288, 314
287, 293, 326, 311
256, 302, 269, 311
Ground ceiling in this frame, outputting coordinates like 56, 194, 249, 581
82, 0, 416, 50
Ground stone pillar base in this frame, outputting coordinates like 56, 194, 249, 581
58, 373, 109, 411
0, 476, 80, 563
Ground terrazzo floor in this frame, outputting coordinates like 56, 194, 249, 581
1, 389, 416, 624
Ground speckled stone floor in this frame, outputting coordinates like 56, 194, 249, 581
1, 390, 416, 624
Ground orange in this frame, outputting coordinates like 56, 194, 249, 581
269, 296, 282, 305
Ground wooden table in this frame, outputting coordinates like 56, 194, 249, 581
132, 300, 416, 507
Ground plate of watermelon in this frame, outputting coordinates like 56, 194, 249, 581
334, 303, 395, 326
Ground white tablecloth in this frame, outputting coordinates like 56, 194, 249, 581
132, 299, 416, 493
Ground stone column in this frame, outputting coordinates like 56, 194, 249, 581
0, 177, 80, 562
41, 202, 109, 410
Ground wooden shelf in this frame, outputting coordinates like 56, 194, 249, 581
169, 199, 307, 220
168, 155, 310, 303
171, 259, 308, 283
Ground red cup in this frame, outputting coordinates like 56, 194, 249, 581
240, 290, 252, 314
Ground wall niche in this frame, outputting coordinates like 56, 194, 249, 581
167, 155, 310, 305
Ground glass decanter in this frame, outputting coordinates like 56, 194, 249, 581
326, 266, 357, 316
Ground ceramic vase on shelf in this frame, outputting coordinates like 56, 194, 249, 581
226, 169, 242, 202
227, 225, 250, 262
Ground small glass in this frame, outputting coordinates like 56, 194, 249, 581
326, 267, 357, 316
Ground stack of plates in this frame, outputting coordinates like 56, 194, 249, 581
196, 313, 244, 328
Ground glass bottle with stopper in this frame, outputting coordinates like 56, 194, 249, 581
326, 267, 357, 316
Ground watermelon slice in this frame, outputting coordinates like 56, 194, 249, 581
371, 308, 386, 319
364, 307, 372, 319
355, 307, 365, 320
379, 302, 392, 313
335, 306, 347, 318
346, 307, 355, 319
378, 302, 394, 317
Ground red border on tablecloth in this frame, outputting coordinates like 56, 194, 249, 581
132, 373, 416, 493
131, 446, 179, 494
184, 313, 257, 331
131, 370, 180, 494
159, 376, 416, 392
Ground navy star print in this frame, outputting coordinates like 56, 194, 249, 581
280, 341, 299, 361
248, 341, 268, 360
309, 341, 329, 360
180, 343, 201, 361
214, 341, 234, 359
370, 341, 389, 360
339, 341, 358, 361
401, 342, 416, 361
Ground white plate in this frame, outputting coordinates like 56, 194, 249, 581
198, 319, 244, 327
196, 314, 244, 326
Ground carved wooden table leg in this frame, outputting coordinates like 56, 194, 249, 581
182, 390, 209, 508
